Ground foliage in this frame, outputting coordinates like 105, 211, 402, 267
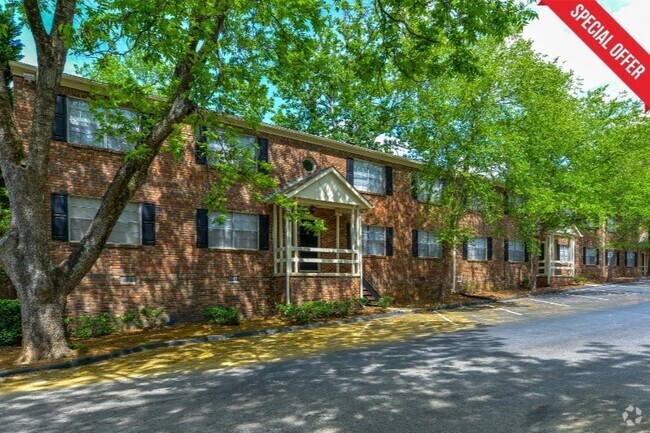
116, 312, 143, 330
65, 313, 116, 339
277, 299, 353, 325
573, 276, 588, 285
203, 306, 241, 326
0, 299, 20, 346
377, 296, 394, 309
139, 306, 166, 329
0, 4, 23, 93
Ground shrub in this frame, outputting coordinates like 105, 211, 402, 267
573, 275, 588, 285
377, 296, 394, 309
0, 299, 21, 346
139, 306, 167, 329
203, 306, 241, 325
278, 299, 353, 325
116, 312, 143, 330
353, 297, 370, 307
65, 313, 116, 339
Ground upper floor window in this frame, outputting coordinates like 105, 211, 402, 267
413, 176, 444, 202
67, 98, 137, 152
195, 128, 268, 168
69, 197, 142, 245
209, 212, 259, 250
415, 230, 442, 258
353, 160, 385, 194
507, 240, 526, 262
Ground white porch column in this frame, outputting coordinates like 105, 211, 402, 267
547, 235, 553, 286
285, 213, 292, 304
335, 210, 341, 274
569, 237, 576, 277
293, 219, 299, 273
356, 208, 363, 297
273, 205, 278, 274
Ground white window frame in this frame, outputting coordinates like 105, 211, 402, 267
205, 130, 258, 165
626, 251, 636, 268
467, 237, 488, 261
585, 247, 598, 266
416, 179, 444, 202
67, 97, 138, 152
557, 244, 570, 263
354, 160, 385, 195
418, 230, 442, 258
68, 196, 142, 245
208, 211, 259, 251
362, 225, 386, 256
508, 240, 526, 263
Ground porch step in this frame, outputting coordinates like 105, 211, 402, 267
362, 276, 381, 306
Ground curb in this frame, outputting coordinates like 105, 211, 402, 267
0, 279, 639, 379
0, 310, 409, 379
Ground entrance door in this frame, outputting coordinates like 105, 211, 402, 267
299, 225, 319, 272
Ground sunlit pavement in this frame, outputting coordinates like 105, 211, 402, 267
2, 281, 650, 432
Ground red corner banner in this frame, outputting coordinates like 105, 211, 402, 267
539, 0, 650, 112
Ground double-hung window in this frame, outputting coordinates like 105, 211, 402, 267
467, 237, 488, 261
626, 251, 637, 268
209, 212, 259, 250
606, 250, 618, 266
362, 226, 386, 256
415, 178, 444, 202
68, 197, 141, 245
67, 98, 137, 152
584, 247, 598, 266
205, 130, 258, 165
417, 231, 442, 258
507, 240, 526, 262
557, 245, 570, 263
353, 161, 385, 194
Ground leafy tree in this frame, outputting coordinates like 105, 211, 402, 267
0, 0, 534, 363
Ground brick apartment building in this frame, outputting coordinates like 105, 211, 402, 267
5, 62, 648, 320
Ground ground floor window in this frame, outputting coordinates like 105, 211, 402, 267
362, 225, 386, 256
507, 240, 525, 262
626, 251, 637, 268
417, 231, 442, 258
557, 244, 570, 263
584, 247, 598, 266
606, 250, 618, 266
209, 212, 259, 250
69, 197, 141, 245
467, 237, 488, 261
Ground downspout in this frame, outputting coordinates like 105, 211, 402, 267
451, 242, 457, 294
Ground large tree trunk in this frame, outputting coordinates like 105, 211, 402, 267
607, 262, 614, 283
529, 253, 538, 291
439, 241, 456, 304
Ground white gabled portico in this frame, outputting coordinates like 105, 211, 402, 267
272, 167, 372, 303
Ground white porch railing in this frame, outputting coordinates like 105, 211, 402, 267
274, 246, 360, 276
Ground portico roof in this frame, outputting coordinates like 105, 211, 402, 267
279, 167, 372, 210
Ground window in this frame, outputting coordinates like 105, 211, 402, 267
626, 251, 636, 268
417, 231, 442, 258
606, 250, 618, 266
67, 98, 137, 152
584, 247, 598, 266
362, 226, 386, 256
557, 245, 570, 263
508, 240, 526, 262
205, 131, 257, 164
467, 237, 488, 261
354, 160, 385, 194
302, 157, 317, 173
415, 178, 444, 202
209, 212, 259, 250
68, 197, 141, 245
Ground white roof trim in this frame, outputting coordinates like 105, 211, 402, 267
283, 167, 372, 210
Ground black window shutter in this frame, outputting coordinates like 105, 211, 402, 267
196, 209, 209, 248
582, 247, 587, 265
556, 243, 561, 260
539, 242, 545, 260
462, 241, 468, 260
51, 193, 68, 241
411, 173, 419, 200
635, 252, 638, 267
385, 166, 393, 196
141, 203, 156, 245
346, 223, 351, 250
346, 158, 354, 185
195, 126, 207, 165
412, 230, 419, 257
596, 249, 600, 265
258, 214, 269, 250
487, 237, 493, 260
257, 138, 269, 173
619, 250, 624, 267
385, 227, 393, 256
504, 239, 509, 261
52, 95, 67, 141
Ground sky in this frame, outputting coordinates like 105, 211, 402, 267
522, 0, 650, 100
15, 0, 650, 104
